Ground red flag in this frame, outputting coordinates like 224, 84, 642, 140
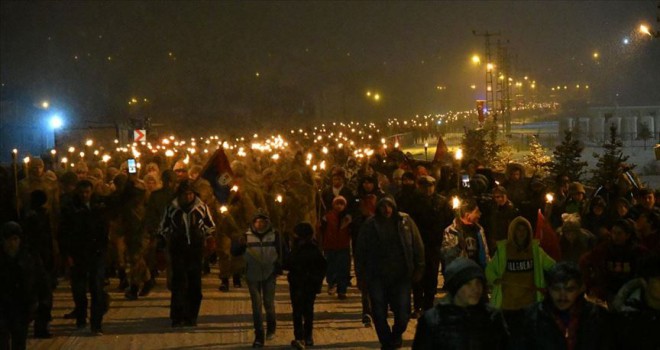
535, 209, 561, 261
433, 135, 448, 163
200, 147, 234, 204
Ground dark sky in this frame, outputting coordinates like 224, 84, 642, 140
2, 1, 659, 133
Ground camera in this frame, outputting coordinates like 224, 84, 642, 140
127, 158, 137, 174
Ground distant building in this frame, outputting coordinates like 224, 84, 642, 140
559, 105, 660, 142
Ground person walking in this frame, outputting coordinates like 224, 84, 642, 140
356, 196, 425, 350
231, 210, 285, 348
285, 222, 327, 350
60, 180, 110, 335
159, 180, 215, 328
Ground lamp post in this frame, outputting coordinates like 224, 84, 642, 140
424, 142, 429, 161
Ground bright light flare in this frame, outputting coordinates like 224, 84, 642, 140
640, 24, 652, 36
546, 193, 554, 203
49, 115, 63, 129
452, 196, 461, 209
455, 148, 463, 161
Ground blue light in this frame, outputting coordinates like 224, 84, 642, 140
49, 115, 63, 129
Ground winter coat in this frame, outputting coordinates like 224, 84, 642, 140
144, 186, 175, 236
0, 248, 46, 325
232, 222, 284, 282
486, 217, 556, 309
579, 241, 647, 302
160, 196, 215, 255
412, 297, 508, 350
442, 219, 490, 269
285, 238, 327, 294
320, 209, 351, 251
356, 197, 425, 284
611, 278, 660, 350
513, 299, 615, 350
408, 192, 453, 254
60, 195, 110, 264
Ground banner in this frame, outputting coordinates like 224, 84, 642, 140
534, 209, 561, 261
200, 147, 234, 204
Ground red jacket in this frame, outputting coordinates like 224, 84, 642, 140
321, 210, 351, 250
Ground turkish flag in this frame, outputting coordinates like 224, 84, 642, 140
535, 209, 561, 261
200, 147, 234, 204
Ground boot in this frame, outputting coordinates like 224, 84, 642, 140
139, 278, 155, 296
125, 285, 139, 300
117, 269, 128, 291
219, 278, 229, 292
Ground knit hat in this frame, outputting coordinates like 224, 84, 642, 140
417, 175, 436, 187
251, 208, 270, 223
1, 221, 22, 241
332, 195, 347, 206
443, 257, 486, 296
293, 222, 314, 239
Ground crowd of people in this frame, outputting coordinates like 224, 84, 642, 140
0, 132, 659, 350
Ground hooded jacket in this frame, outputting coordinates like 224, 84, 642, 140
486, 217, 556, 309
232, 214, 284, 282
442, 218, 489, 269
356, 197, 425, 283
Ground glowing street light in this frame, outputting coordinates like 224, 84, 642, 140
41, 101, 50, 109
471, 55, 481, 64
49, 115, 63, 129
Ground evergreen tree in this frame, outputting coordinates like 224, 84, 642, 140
590, 125, 634, 187
523, 135, 551, 177
549, 129, 588, 182
461, 121, 502, 168
637, 122, 654, 150
461, 127, 489, 166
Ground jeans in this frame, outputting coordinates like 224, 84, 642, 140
325, 248, 351, 294
368, 278, 411, 349
71, 257, 107, 329
247, 273, 277, 340
169, 250, 203, 323
290, 286, 316, 341
412, 252, 441, 311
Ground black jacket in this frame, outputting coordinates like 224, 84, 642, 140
412, 300, 508, 350
285, 238, 327, 294
0, 248, 46, 324
60, 196, 110, 265
514, 299, 614, 350
408, 192, 453, 253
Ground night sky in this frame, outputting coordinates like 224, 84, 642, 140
2, 1, 659, 134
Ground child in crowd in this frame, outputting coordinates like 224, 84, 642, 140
319, 196, 352, 299
285, 222, 327, 350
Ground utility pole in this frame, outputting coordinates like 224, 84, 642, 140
497, 40, 512, 136
473, 30, 500, 120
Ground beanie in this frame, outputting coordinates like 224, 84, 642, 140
1, 221, 22, 241
293, 222, 314, 239
444, 257, 486, 296
332, 195, 347, 206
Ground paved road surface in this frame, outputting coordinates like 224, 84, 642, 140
28, 270, 430, 349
